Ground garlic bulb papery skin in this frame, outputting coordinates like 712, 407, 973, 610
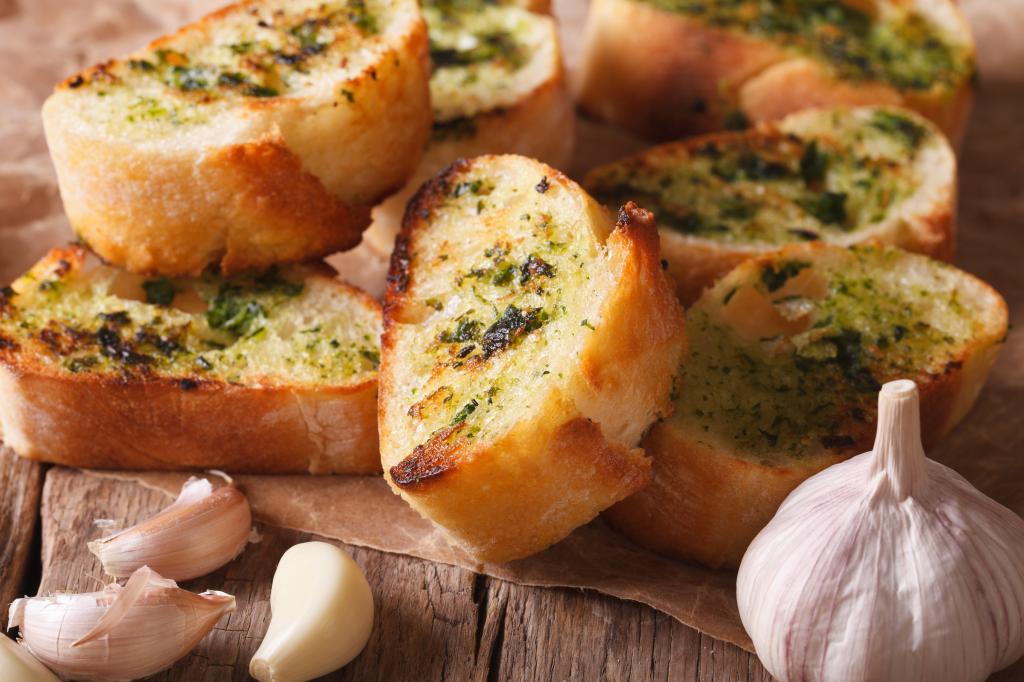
737, 379, 1024, 682
88, 476, 252, 581
8, 565, 235, 681
250, 542, 374, 682
0, 632, 60, 682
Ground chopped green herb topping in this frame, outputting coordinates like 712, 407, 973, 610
800, 141, 828, 184
760, 261, 810, 292
450, 398, 479, 425
869, 110, 927, 149
588, 109, 927, 246
71, 0, 383, 127
797, 191, 848, 225
0, 255, 378, 385
142, 278, 176, 306
637, 0, 972, 91
678, 247, 986, 462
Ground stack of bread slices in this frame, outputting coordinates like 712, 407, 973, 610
1, 0, 1012, 569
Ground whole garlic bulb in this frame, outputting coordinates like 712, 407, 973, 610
737, 380, 1024, 682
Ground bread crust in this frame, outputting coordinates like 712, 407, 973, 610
0, 366, 379, 474
585, 107, 957, 305
379, 157, 686, 563
41, 0, 432, 276
604, 243, 1007, 568
577, 0, 975, 144
0, 248, 382, 474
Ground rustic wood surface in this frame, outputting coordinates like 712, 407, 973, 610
0, 451, 44, 617
10, 465, 773, 681
3, 462, 1023, 680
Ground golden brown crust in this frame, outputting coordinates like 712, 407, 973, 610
604, 421, 833, 569
605, 243, 1007, 568
577, 0, 975, 144
0, 247, 382, 474
378, 157, 687, 563
387, 406, 650, 563
43, 0, 432, 276
571, 203, 687, 443
0, 365, 379, 474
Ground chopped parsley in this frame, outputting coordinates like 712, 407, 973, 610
797, 192, 848, 226
142, 278, 176, 306
761, 261, 810, 292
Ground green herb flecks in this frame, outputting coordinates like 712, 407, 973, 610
798, 192, 848, 226
761, 261, 810, 292
142, 278, 176, 306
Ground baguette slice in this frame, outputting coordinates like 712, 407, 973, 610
605, 244, 1008, 568
379, 154, 686, 563
585, 106, 956, 304
362, 1, 573, 256
0, 246, 382, 474
430, 0, 552, 15
42, 0, 432, 276
578, 0, 976, 144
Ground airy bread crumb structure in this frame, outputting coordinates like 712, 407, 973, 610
0, 246, 382, 474
379, 155, 686, 563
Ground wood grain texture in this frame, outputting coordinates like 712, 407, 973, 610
35, 468, 773, 681
0, 448, 43, 626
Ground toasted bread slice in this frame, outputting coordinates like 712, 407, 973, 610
42, 0, 431, 276
586, 106, 956, 304
379, 155, 686, 563
578, 0, 976, 144
429, 0, 553, 15
0, 246, 382, 473
605, 244, 1007, 568
362, 2, 573, 256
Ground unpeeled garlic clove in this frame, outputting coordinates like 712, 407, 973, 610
88, 476, 252, 581
250, 542, 374, 682
0, 633, 60, 682
8, 565, 235, 681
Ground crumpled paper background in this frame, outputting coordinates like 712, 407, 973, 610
2, 0, 1023, 654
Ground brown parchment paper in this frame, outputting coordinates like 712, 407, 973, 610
2, 0, 1023, 654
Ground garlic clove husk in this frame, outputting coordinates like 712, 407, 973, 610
0, 632, 60, 682
88, 476, 252, 581
250, 541, 374, 682
8, 565, 235, 682
737, 380, 1024, 682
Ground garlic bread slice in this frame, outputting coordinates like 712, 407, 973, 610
578, 0, 975, 143
605, 244, 1007, 568
363, 1, 573, 256
379, 155, 686, 563
0, 246, 382, 474
42, 0, 431, 276
586, 106, 955, 304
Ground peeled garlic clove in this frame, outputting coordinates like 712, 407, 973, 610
88, 476, 252, 581
250, 542, 373, 682
737, 380, 1024, 682
9, 565, 235, 681
0, 634, 60, 682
